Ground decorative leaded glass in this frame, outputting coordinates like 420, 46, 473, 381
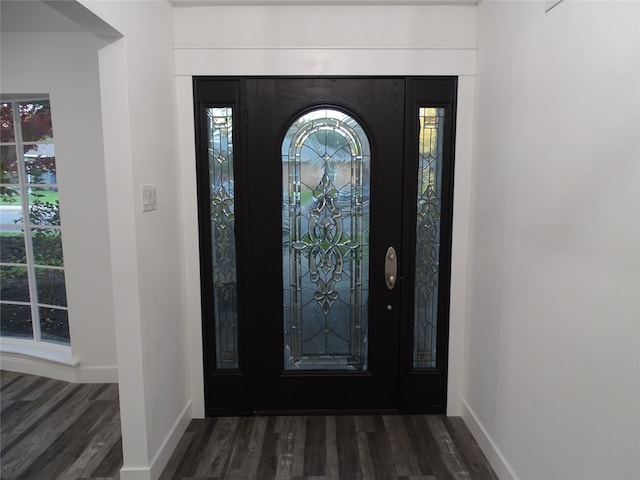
282, 108, 370, 371
413, 107, 445, 369
207, 107, 238, 369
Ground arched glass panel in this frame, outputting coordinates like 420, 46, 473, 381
282, 108, 370, 371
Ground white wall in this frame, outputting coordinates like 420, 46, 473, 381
464, 1, 640, 479
0, 31, 118, 383
75, 1, 191, 478
175, 4, 476, 48
174, 3, 477, 418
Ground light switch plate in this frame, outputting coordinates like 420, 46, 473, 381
142, 184, 157, 212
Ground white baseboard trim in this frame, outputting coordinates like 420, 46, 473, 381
117, 467, 153, 480
461, 398, 518, 480
120, 401, 192, 480
1, 352, 118, 383
150, 400, 192, 479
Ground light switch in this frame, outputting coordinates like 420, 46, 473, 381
142, 184, 157, 212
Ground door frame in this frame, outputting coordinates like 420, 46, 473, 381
175, 59, 475, 419
193, 76, 457, 416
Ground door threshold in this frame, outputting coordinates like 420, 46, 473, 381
253, 408, 402, 416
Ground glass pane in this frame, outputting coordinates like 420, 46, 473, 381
24, 144, 57, 184
413, 107, 445, 369
0, 303, 33, 339
39, 307, 70, 344
1, 103, 15, 142
282, 108, 370, 371
32, 228, 64, 266
28, 187, 60, 225
1, 145, 19, 184
20, 101, 53, 142
0, 265, 30, 302
0, 191, 24, 231
0, 231, 26, 264
35, 267, 67, 307
207, 106, 239, 369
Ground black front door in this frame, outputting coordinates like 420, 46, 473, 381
194, 77, 457, 415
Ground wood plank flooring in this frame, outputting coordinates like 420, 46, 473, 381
1, 371, 499, 480
161, 414, 499, 480
1, 370, 122, 480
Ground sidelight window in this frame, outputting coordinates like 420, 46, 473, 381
413, 107, 445, 369
206, 106, 239, 369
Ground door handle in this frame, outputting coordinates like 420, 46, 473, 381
385, 246, 397, 290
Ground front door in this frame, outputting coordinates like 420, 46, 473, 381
194, 77, 457, 415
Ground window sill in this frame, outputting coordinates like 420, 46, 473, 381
0, 338, 76, 366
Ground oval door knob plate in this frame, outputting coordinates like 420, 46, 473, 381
385, 246, 397, 290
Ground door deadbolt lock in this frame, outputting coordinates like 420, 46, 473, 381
385, 246, 397, 290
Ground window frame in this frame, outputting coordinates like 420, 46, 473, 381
0, 94, 70, 348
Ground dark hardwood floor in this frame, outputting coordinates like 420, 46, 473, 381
1, 370, 122, 480
1, 371, 498, 480
161, 415, 498, 480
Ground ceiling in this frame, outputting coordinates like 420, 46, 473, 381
0, 1, 86, 33
0, 0, 478, 35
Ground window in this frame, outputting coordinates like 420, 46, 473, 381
206, 106, 239, 369
0, 96, 70, 345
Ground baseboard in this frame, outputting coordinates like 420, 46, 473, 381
461, 398, 518, 480
0, 351, 118, 383
120, 400, 192, 480
150, 400, 192, 478
117, 467, 153, 480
